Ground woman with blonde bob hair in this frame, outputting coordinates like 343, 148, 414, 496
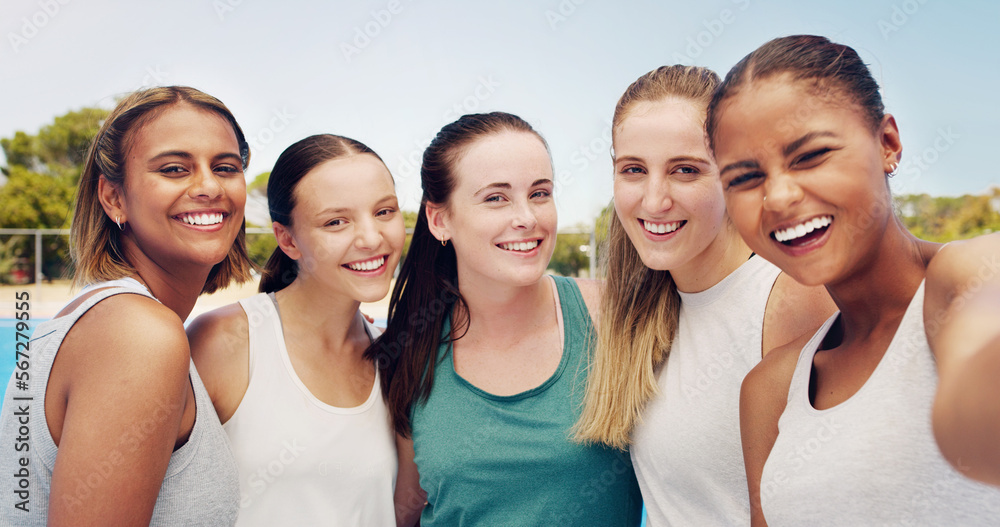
0, 86, 252, 525
574, 65, 833, 525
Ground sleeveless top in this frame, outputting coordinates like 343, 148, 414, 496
631, 255, 781, 526
225, 293, 396, 527
761, 281, 1000, 525
0, 278, 240, 526
411, 276, 643, 526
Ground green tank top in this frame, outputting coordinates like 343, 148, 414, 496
411, 276, 642, 526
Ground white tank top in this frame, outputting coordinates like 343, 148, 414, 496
761, 281, 1000, 525
631, 255, 780, 526
226, 293, 397, 527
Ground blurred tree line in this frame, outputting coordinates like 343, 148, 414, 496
0, 107, 108, 282
3, 106, 998, 283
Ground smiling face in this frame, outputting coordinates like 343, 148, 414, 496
613, 98, 728, 279
712, 75, 901, 287
279, 153, 405, 303
110, 102, 246, 276
427, 131, 556, 291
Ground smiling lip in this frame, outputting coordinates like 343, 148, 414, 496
770, 215, 833, 256
640, 219, 686, 240
174, 211, 228, 231
343, 255, 388, 275
497, 239, 541, 254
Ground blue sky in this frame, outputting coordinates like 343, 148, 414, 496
1, 0, 997, 228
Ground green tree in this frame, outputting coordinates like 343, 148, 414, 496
0, 107, 108, 281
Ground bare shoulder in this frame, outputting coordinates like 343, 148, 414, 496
186, 302, 250, 423
926, 233, 1000, 306
70, 293, 190, 373
48, 294, 192, 523
762, 272, 836, 356
745, 332, 809, 403
571, 277, 603, 326
187, 302, 250, 363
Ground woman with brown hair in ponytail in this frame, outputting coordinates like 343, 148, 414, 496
572, 65, 834, 526
370, 112, 642, 525
187, 134, 420, 526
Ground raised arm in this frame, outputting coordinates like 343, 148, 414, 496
47, 296, 191, 526
925, 233, 1000, 485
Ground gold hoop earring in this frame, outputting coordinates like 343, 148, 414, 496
441, 238, 448, 247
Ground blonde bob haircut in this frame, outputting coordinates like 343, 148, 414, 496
71, 86, 253, 294
574, 65, 720, 449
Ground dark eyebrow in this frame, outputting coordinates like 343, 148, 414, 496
473, 182, 511, 197
668, 155, 712, 165
783, 131, 836, 157
719, 160, 761, 177
531, 178, 552, 187
148, 150, 192, 162
148, 151, 243, 164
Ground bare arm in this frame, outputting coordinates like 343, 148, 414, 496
925, 234, 1000, 485
47, 297, 190, 526
393, 434, 425, 527
572, 277, 604, 330
741, 338, 804, 527
187, 303, 250, 424
762, 272, 836, 357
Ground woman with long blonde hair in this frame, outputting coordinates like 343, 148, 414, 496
574, 65, 833, 525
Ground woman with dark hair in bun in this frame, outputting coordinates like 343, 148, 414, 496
708, 35, 1000, 525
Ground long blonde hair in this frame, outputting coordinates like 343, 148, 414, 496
574, 65, 720, 449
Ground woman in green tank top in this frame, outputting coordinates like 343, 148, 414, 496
369, 112, 642, 525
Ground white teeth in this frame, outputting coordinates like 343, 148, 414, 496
773, 215, 832, 243
500, 240, 539, 252
347, 256, 385, 271
643, 220, 682, 234
181, 213, 223, 226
